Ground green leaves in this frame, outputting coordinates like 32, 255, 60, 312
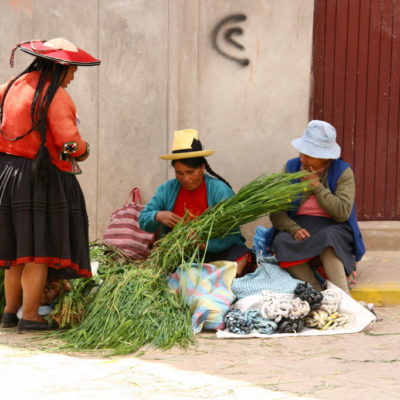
54, 171, 310, 354
149, 171, 311, 275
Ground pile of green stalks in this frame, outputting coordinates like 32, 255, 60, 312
53, 244, 194, 354
58, 263, 192, 354
149, 171, 311, 274
52, 171, 311, 354
51, 244, 133, 329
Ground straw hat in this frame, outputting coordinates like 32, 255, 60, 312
10, 38, 100, 67
160, 129, 214, 160
291, 120, 341, 159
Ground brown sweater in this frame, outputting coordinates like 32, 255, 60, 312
269, 162, 355, 235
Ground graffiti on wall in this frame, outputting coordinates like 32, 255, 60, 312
211, 14, 250, 67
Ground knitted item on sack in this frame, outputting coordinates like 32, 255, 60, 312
246, 310, 277, 335
278, 317, 305, 333
260, 291, 293, 322
319, 289, 341, 314
224, 308, 253, 335
289, 297, 310, 319
223, 308, 277, 335
260, 291, 310, 322
294, 282, 323, 310
304, 310, 350, 330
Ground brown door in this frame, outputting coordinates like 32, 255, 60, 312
311, 0, 400, 220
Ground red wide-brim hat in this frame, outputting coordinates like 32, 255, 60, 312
12, 39, 100, 67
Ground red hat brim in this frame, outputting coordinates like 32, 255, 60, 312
19, 41, 100, 66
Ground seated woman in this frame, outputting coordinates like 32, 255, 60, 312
139, 129, 255, 276
267, 120, 365, 294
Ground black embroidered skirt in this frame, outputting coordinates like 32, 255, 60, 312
272, 215, 355, 275
0, 152, 91, 279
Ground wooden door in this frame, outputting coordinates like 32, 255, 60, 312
311, 0, 400, 220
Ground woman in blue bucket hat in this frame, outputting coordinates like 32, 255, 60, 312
266, 120, 365, 294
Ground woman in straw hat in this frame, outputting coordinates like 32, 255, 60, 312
266, 120, 365, 294
0, 38, 100, 332
139, 129, 255, 276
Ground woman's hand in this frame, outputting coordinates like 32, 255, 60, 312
75, 152, 89, 162
155, 211, 181, 228
293, 228, 311, 241
301, 168, 320, 188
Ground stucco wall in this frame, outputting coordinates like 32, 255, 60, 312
0, 0, 314, 242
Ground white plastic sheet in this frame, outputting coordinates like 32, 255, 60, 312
216, 281, 376, 338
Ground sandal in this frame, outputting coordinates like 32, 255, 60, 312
0, 313, 19, 328
16, 318, 55, 334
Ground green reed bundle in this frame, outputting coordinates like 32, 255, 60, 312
50, 243, 131, 329
56, 171, 310, 354
149, 171, 311, 274
58, 265, 193, 354
51, 277, 97, 328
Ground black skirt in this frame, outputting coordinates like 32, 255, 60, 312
272, 215, 355, 275
0, 153, 91, 279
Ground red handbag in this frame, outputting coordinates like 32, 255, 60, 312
103, 188, 155, 259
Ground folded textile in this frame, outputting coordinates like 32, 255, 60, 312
232, 256, 303, 299
168, 261, 237, 334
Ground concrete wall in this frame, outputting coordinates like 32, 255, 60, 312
0, 0, 314, 241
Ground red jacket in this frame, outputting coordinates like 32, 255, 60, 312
0, 71, 88, 173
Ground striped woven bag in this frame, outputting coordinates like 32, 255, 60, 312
103, 188, 155, 259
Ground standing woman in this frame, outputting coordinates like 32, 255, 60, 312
139, 129, 255, 276
0, 38, 100, 332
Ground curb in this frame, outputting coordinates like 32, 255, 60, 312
351, 283, 400, 306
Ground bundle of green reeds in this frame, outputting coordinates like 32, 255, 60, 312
56, 171, 310, 354
50, 243, 131, 329
148, 171, 311, 274
59, 265, 193, 354
51, 276, 98, 328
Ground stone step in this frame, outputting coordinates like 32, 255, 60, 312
351, 250, 400, 306
359, 221, 400, 251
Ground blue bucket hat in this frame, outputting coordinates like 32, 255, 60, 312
291, 120, 341, 159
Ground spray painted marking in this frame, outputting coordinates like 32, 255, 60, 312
211, 14, 250, 67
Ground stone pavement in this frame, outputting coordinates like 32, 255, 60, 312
0, 305, 399, 400
0, 222, 399, 399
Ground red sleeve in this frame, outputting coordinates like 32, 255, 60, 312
46, 88, 88, 158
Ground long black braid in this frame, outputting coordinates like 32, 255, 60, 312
0, 58, 69, 179
172, 157, 232, 189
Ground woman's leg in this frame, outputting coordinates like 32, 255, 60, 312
3, 265, 23, 314
320, 247, 350, 294
205, 245, 256, 277
20, 262, 48, 321
287, 262, 323, 291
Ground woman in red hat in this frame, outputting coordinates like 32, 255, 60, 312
0, 38, 100, 332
